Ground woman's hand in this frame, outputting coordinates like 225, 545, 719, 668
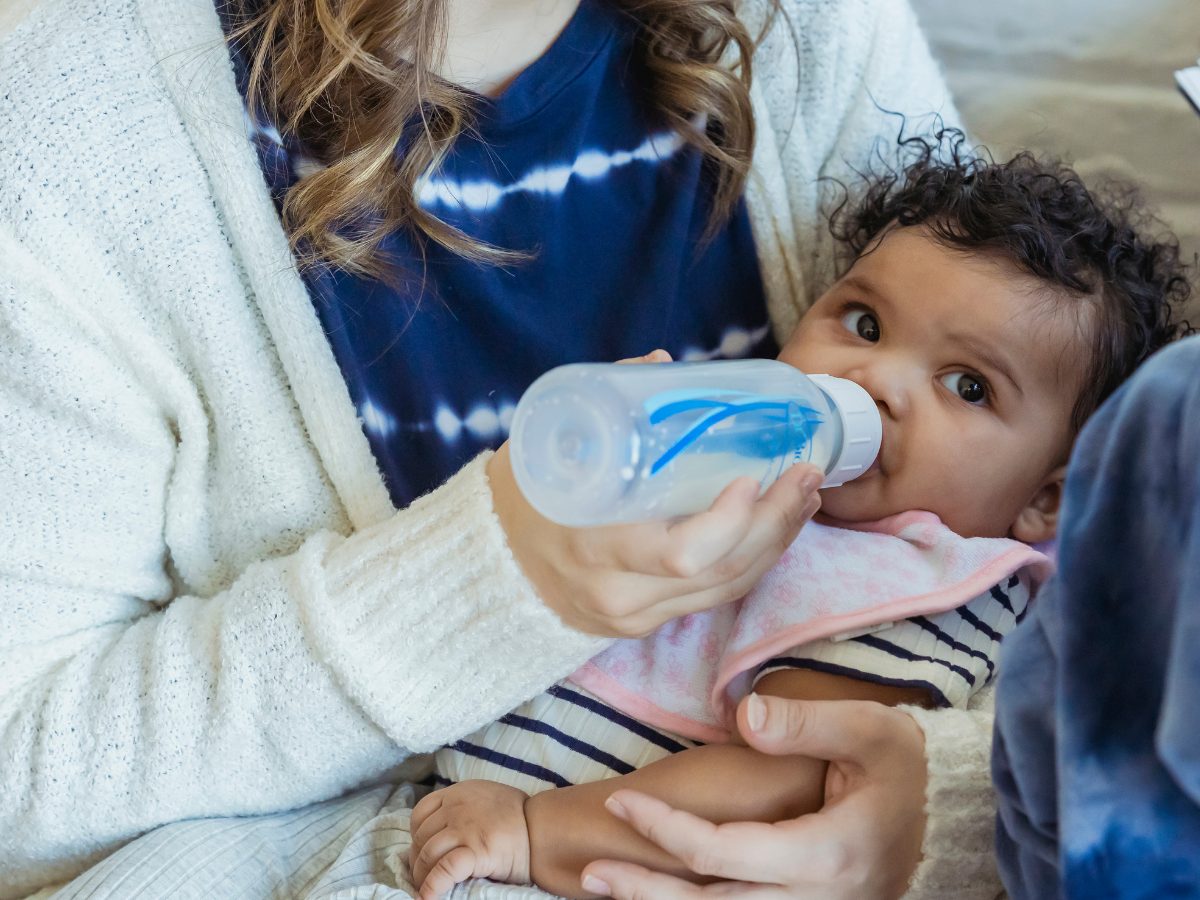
579, 693, 929, 900
488, 350, 824, 639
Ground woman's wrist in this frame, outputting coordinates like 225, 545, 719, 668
485, 444, 573, 627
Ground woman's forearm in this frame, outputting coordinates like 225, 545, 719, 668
524, 743, 827, 898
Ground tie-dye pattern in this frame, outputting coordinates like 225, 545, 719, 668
218, 0, 776, 509
993, 336, 1200, 899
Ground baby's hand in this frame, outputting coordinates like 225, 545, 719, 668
409, 780, 531, 899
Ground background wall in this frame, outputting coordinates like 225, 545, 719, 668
910, 0, 1200, 317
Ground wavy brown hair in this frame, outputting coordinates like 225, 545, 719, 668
222, 0, 777, 282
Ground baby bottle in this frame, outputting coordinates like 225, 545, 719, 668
509, 359, 882, 526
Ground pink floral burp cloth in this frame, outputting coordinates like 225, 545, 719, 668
569, 512, 1053, 741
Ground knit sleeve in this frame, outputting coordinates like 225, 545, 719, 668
811, 0, 959, 289
745, 0, 960, 331
901, 687, 1005, 900
0, 228, 608, 897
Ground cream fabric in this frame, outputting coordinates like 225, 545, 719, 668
0, 0, 989, 896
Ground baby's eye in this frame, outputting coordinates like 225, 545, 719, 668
840, 308, 880, 342
941, 372, 990, 405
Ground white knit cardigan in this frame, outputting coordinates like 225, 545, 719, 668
0, 0, 999, 896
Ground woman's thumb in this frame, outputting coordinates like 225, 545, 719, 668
736, 693, 881, 762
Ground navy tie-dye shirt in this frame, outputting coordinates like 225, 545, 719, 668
220, 0, 776, 508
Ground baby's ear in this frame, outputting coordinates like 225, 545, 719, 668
1011, 465, 1067, 544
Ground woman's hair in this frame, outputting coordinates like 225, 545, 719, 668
222, 0, 775, 282
830, 128, 1195, 433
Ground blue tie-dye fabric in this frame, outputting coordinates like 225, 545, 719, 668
993, 335, 1200, 899
218, 0, 775, 508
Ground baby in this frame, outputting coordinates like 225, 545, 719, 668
401, 136, 1192, 899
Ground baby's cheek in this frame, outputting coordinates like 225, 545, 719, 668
816, 478, 893, 523
936, 480, 1023, 539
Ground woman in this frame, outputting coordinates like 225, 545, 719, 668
0, 0, 990, 896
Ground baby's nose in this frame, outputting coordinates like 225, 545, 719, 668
849, 364, 911, 420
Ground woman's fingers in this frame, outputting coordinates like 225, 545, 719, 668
603, 791, 830, 885
581, 861, 707, 899
560, 466, 820, 635
587, 702, 930, 900
735, 694, 915, 765
598, 477, 760, 579
656, 463, 821, 582
582, 860, 786, 899
489, 392, 822, 636
614, 349, 673, 365
603, 463, 821, 583
613, 470, 822, 631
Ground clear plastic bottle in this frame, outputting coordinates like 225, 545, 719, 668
509, 359, 882, 526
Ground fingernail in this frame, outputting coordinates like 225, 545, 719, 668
582, 874, 611, 895
604, 795, 629, 820
746, 692, 767, 732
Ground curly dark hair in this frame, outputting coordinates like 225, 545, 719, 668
830, 129, 1194, 433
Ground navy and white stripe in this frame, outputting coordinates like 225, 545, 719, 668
435, 684, 698, 796
436, 577, 1029, 795
756, 573, 1032, 708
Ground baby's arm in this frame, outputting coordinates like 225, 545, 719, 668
523, 673, 933, 898
519, 580, 1023, 896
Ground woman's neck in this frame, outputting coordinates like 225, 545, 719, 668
440, 0, 581, 97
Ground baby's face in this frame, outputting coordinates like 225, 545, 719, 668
778, 226, 1082, 539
